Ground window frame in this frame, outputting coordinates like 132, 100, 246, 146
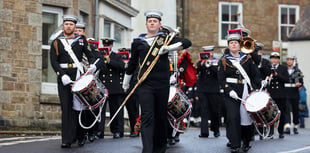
278, 4, 299, 48
218, 2, 243, 47
41, 5, 63, 95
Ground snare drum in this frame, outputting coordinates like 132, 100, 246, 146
244, 90, 280, 127
168, 86, 192, 122
72, 72, 108, 110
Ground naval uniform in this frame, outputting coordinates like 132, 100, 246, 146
268, 64, 289, 136
196, 59, 221, 137
126, 32, 191, 153
217, 52, 261, 150
99, 51, 126, 137
50, 33, 102, 145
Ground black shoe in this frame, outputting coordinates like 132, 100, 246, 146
168, 138, 175, 145
214, 131, 220, 138
113, 132, 121, 139
279, 134, 285, 139
78, 137, 86, 147
96, 131, 104, 139
231, 147, 239, 153
61, 143, 71, 148
242, 141, 251, 152
199, 133, 209, 138
129, 132, 139, 137
293, 128, 299, 134
284, 128, 290, 134
174, 135, 180, 143
226, 142, 231, 148
88, 134, 95, 142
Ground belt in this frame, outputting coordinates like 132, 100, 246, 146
226, 78, 245, 84
284, 83, 296, 87
59, 62, 82, 68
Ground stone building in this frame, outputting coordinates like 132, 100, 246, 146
0, 0, 138, 130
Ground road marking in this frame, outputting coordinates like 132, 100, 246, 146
0, 136, 60, 147
278, 146, 310, 153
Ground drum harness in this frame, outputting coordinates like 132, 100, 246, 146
60, 39, 104, 129
107, 28, 180, 127
231, 59, 277, 139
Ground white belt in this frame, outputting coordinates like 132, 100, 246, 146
59, 62, 82, 68
226, 78, 245, 84
285, 83, 296, 87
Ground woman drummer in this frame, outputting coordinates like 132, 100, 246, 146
217, 33, 262, 153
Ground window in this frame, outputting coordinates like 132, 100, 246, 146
41, 6, 63, 94
218, 2, 242, 46
278, 5, 299, 42
103, 21, 125, 49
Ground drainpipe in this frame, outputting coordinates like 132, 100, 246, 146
94, 0, 99, 40
181, 0, 185, 38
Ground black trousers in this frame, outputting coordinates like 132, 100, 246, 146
108, 94, 125, 134
285, 98, 300, 125
57, 81, 75, 144
93, 102, 107, 136
136, 84, 169, 153
73, 110, 86, 141
272, 98, 286, 135
224, 95, 254, 148
125, 93, 139, 133
199, 93, 220, 135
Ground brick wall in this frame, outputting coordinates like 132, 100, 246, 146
177, 0, 309, 63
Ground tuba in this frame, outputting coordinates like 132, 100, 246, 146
240, 37, 255, 54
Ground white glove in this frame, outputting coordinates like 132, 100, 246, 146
61, 74, 73, 86
89, 64, 97, 73
122, 74, 132, 92
169, 74, 177, 84
158, 42, 183, 55
261, 80, 268, 87
229, 90, 238, 100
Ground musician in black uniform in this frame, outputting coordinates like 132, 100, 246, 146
50, 15, 102, 148
284, 55, 303, 135
218, 34, 261, 153
98, 38, 126, 139
122, 10, 191, 153
268, 52, 289, 139
196, 46, 221, 138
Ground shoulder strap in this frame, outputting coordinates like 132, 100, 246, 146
231, 59, 253, 90
59, 38, 85, 73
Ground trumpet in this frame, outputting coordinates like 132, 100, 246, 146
240, 37, 255, 54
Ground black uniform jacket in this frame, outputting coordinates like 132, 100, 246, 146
268, 64, 289, 99
196, 59, 220, 93
50, 34, 99, 80
217, 52, 261, 97
99, 52, 125, 94
126, 32, 191, 89
285, 66, 303, 99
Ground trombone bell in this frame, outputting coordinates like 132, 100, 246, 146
240, 37, 255, 54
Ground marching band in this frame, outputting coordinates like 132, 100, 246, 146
49, 9, 305, 153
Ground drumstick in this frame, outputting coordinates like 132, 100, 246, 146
85, 58, 100, 74
236, 97, 255, 107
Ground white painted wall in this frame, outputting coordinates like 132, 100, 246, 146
288, 40, 310, 128
131, 0, 177, 38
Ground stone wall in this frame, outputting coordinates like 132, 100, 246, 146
0, 0, 94, 130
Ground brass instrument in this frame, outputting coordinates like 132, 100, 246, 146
240, 37, 255, 54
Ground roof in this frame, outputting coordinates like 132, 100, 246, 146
288, 3, 310, 41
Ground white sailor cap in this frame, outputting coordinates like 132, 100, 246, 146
270, 52, 280, 58
144, 10, 163, 21
202, 45, 214, 51
256, 42, 264, 50
62, 15, 78, 24
76, 22, 86, 29
101, 37, 116, 46
286, 55, 295, 59
227, 33, 241, 43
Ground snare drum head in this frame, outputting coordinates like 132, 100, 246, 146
72, 74, 94, 92
168, 86, 177, 102
245, 91, 270, 112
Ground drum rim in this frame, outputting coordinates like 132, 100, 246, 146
71, 72, 95, 92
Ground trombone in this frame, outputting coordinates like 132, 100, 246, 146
240, 36, 256, 54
